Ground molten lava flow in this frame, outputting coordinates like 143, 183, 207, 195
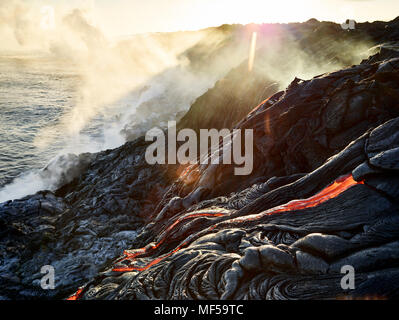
113, 239, 191, 272
249, 98, 269, 115
267, 174, 363, 213
112, 174, 363, 273
112, 211, 225, 272
234, 174, 363, 223
248, 32, 257, 72
70, 174, 363, 299
66, 288, 84, 300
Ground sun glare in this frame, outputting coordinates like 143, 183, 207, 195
88, 0, 399, 37
187, 0, 315, 31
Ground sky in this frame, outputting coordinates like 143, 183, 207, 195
22, 0, 399, 37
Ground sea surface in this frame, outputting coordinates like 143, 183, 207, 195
0, 55, 136, 202
0, 56, 80, 187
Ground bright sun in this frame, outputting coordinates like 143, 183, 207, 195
187, 0, 316, 30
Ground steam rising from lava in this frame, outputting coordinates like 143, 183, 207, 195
0, 0, 372, 203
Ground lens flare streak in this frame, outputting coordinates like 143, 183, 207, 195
248, 32, 257, 72
112, 211, 225, 271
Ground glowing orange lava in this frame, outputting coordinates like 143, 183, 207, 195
69, 174, 364, 299
249, 98, 269, 114
112, 211, 225, 272
234, 174, 363, 223
113, 174, 363, 273
267, 174, 363, 213
66, 288, 84, 300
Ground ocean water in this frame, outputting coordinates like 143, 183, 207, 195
0, 56, 80, 187
0, 55, 133, 202
0, 53, 224, 203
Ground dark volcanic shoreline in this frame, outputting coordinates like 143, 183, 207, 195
1, 18, 399, 300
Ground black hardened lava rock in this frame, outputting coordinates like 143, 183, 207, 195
1, 18, 399, 300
